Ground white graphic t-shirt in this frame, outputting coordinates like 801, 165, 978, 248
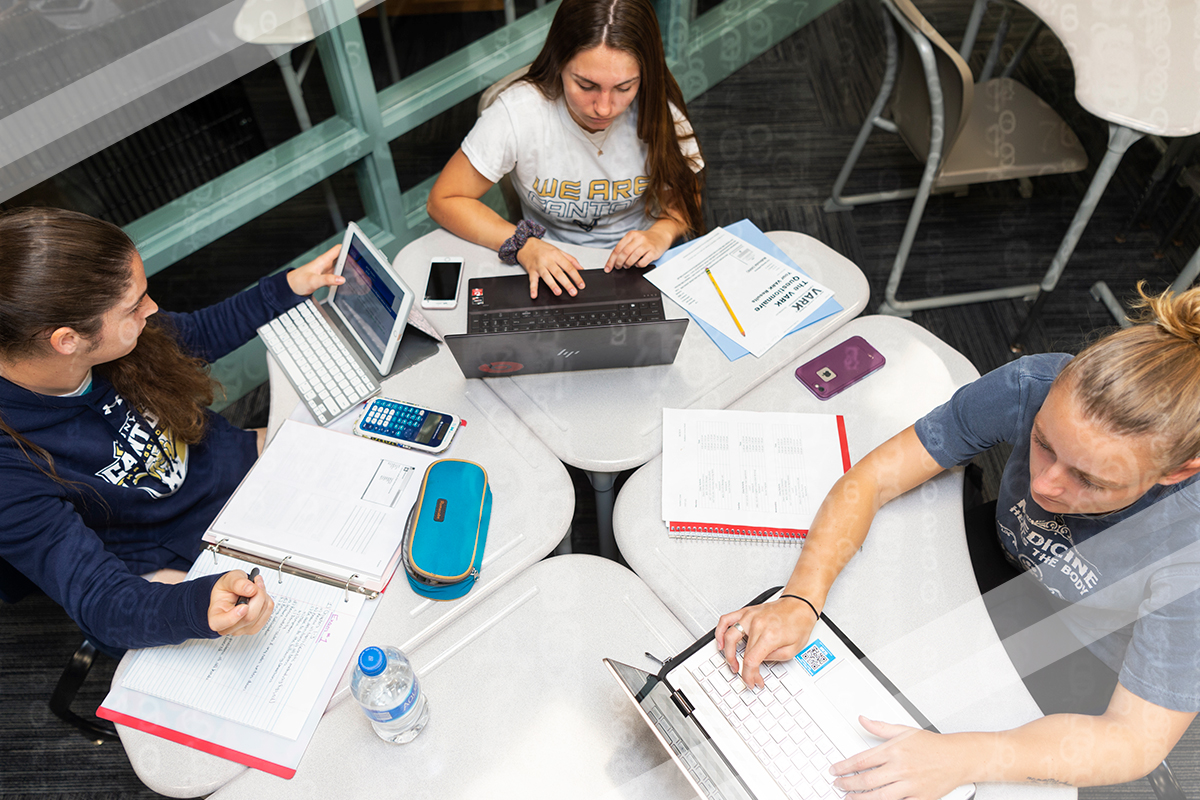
461, 81, 703, 248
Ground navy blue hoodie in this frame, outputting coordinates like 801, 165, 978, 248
0, 271, 303, 651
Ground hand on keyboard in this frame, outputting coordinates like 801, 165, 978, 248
716, 597, 821, 690
605, 228, 672, 271
830, 717, 964, 800
516, 238, 586, 299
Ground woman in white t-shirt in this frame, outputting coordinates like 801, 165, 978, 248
427, 0, 705, 299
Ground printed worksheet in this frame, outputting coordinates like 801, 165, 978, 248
645, 227, 833, 357
120, 552, 366, 739
661, 407, 850, 535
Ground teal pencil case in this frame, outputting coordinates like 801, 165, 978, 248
401, 459, 492, 600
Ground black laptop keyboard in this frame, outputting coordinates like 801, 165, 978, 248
468, 301, 665, 334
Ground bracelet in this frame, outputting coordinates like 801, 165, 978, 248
780, 594, 821, 620
498, 219, 546, 265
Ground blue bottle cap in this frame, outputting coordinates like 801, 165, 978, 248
358, 646, 387, 676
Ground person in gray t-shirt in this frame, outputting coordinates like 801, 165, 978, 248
714, 283, 1200, 794
426, 0, 706, 300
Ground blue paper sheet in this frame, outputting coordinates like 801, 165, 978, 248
655, 220, 843, 360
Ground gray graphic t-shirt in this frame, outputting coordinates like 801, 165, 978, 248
462, 82, 703, 248
915, 354, 1200, 712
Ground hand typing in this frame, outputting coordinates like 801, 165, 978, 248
715, 597, 820, 689
517, 238, 587, 299
605, 228, 673, 271
830, 718, 969, 800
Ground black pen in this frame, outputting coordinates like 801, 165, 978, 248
235, 567, 260, 606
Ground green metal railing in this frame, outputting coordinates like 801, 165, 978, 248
124, 0, 839, 409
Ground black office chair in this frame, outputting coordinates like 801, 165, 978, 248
0, 555, 119, 741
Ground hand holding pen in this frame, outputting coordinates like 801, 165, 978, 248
235, 567, 260, 606
209, 566, 274, 637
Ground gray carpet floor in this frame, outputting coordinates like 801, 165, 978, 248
2, 0, 1199, 795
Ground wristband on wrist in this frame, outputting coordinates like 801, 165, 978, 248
499, 219, 547, 265
779, 594, 821, 620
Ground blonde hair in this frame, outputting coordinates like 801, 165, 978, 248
1058, 282, 1200, 474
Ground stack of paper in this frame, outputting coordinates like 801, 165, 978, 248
647, 220, 841, 359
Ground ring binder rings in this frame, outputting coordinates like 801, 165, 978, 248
99, 420, 436, 777
204, 541, 380, 599
197, 419, 436, 595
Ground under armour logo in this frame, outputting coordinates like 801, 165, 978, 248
101, 396, 125, 415
572, 217, 600, 233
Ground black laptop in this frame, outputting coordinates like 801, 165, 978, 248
444, 267, 689, 378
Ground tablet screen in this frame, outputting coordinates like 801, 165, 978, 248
331, 233, 407, 363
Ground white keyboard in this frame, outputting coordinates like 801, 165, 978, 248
259, 302, 378, 425
690, 644, 849, 800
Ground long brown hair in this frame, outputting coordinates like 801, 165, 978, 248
522, 0, 705, 236
1058, 281, 1200, 474
0, 207, 216, 481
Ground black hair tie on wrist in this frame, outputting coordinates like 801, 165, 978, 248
779, 594, 821, 620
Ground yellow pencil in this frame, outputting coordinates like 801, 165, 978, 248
705, 267, 745, 337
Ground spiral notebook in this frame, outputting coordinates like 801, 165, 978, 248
661, 408, 851, 542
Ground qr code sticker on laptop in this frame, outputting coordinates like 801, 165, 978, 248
796, 640, 836, 676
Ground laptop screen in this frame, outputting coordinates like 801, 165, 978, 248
605, 659, 755, 800
330, 235, 407, 363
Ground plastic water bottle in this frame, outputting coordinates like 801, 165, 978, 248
350, 645, 430, 743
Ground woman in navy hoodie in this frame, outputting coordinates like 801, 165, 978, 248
0, 208, 343, 652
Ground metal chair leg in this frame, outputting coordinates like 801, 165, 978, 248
824, 2, 905, 212
1146, 759, 1187, 800
878, 6, 1038, 315
1010, 124, 1143, 352
959, 0, 989, 60
977, 4, 1010, 82
1089, 281, 1133, 328
269, 45, 344, 233
1000, 19, 1042, 78
1171, 244, 1200, 293
1155, 195, 1200, 257
1114, 136, 1194, 242
48, 640, 119, 741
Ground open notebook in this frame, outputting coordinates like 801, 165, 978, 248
661, 408, 851, 543
202, 419, 434, 596
99, 421, 435, 777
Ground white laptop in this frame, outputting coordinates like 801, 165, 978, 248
259, 223, 416, 425
605, 589, 977, 800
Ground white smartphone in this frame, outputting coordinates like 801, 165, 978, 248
422, 257, 464, 310
352, 397, 460, 454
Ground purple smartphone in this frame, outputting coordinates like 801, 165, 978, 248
795, 335, 885, 400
